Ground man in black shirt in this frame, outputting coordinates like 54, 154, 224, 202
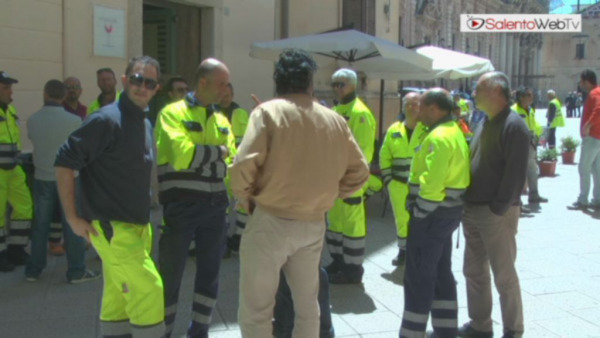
458, 72, 529, 338
56, 56, 164, 338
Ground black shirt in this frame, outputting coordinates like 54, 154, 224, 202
464, 107, 530, 216
55, 92, 154, 224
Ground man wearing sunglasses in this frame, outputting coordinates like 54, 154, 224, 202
88, 67, 121, 115
56, 56, 165, 338
154, 58, 236, 338
326, 68, 376, 284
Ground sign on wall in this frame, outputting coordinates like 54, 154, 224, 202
94, 5, 126, 58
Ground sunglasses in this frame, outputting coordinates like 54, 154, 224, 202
331, 82, 346, 89
174, 87, 188, 94
66, 85, 81, 91
128, 73, 158, 90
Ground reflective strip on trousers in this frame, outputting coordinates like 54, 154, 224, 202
164, 303, 177, 334
397, 237, 407, 248
49, 222, 62, 241
400, 328, 426, 338
100, 320, 131, 337
159, 180, 227, 193
131, 321, 165, 338
326, 231, 343, 255
432, 317, 458, 328
0, 157, 16, 164
192, 293, 216, 324
235, 210, 248, 228
343, 236, 365, 265
432, 300, 458, 310
192, 312, 211, 325
7, 220, 30, 245
194, 293, 217, 308
0, 144, 18, 152
158, 161, 227, 181
402, 310, 429, 324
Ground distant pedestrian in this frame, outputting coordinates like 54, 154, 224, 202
88, 67, 120, 115
546, 89, 565, 149
576, 92, 583, 117
459, 71, 529, 338
571, 69, 600, 210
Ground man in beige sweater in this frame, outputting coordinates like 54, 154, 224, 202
230, 49, 370, 338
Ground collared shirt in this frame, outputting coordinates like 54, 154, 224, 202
55, 92, 154, 224
63, 101, 87, 120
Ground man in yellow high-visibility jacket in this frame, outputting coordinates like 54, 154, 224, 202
379, 92, 427, 266
512, 86, 548, 204
0, 71, 32, 271
326, 68, 376, 284
400, 88, 470, 338
88, 68, 121, 115
546, 89, 565, 149
155, 58, 236, 338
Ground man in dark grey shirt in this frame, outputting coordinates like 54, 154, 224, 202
458, 72, 529, 338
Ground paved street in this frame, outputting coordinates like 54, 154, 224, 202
2, 110, 600, 337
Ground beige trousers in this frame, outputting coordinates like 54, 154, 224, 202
462, 204, 524, 336
238, 207, 325, 338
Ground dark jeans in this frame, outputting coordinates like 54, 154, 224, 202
273, 267, 335, 338
25, 179, 86, 280
159, 200, 229, 338
548, 127, 556, 148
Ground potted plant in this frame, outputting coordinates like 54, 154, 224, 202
560, 136, 580, 164
538, 148, 558, 177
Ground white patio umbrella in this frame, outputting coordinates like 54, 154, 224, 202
250, 29, 434, 137
369, 45, 495, 81
250, 29, 433, 74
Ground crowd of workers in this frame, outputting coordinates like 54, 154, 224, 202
0, 48, 599, 338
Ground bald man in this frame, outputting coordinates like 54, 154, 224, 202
379, 92, 427, 266
155, 58, 236, 338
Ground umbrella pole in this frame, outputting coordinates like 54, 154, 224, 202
379, 79, 385, 140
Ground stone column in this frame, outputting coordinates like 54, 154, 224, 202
505, 34, 513, 80
512, 34, 520, 87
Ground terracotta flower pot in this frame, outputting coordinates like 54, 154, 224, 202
539, 160, 557, 177
562, 151, 576, 164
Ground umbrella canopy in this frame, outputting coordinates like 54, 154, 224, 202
250, 29, 433, 74
370, 45, 495, 81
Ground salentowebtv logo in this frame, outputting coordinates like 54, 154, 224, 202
460, 14, 581, 33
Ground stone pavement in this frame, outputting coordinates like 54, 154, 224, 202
2, 111, 600, 337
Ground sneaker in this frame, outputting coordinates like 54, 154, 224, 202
567, 201, 588, 210
457, 322, 493, 338
528, 196, 548, 204
49, 243, 65, 256
25, 275, 39, 282
69, 270, 102, 284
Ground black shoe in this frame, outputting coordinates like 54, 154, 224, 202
567, 201, 588, 210
528, 196, 548, 204
392, 248, 406, 266
0, 251, 15, 272
520, 205, 532, 214
328, 271, 362, 284
457, 322, 493, 338
227, 235, 241, 254
7, 246, 29, 266
324, 260, 341, 275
